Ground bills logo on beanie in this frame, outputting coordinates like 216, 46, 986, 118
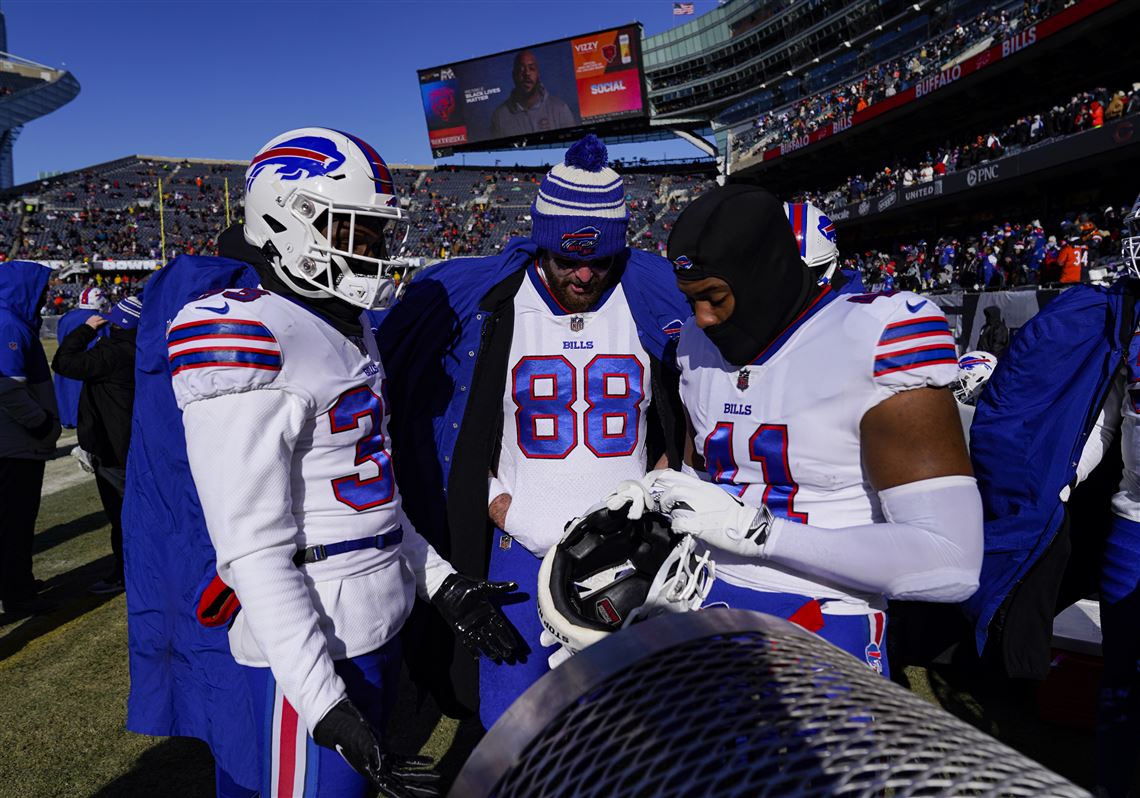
560, 225, 601, 255
531, 135, 628, 260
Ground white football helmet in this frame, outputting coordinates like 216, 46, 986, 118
952, 351, 998, 406
243, 127, 409, 309
1123, 192, 1140, 280
785, 201, 839, 285
76, 286, 107, 311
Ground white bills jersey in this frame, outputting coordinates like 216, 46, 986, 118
168, 286, 449, 729
677, 288, 958, 603
496, 262, 653, 556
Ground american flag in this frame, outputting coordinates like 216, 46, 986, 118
673, 2, 695, 15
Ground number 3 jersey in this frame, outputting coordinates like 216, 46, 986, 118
496, 263, 654, 556
167, 288, 450, 730
677, 287, 958, 603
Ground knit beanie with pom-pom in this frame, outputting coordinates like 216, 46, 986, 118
530, 134, 628, 260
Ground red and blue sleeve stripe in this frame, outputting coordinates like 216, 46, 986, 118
170, 347, 282, 376
877, 316, 951, 345
873, 344, 958, 377
167, 319, 276, 345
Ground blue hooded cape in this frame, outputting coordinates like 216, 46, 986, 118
123, 255, 261, 788
963, 280, 1139, 654
0, 261, 53, 387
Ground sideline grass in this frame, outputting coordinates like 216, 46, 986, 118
0, 478, 215, 798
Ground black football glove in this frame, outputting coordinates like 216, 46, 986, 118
312, 699, 441, 798
431, 573, 524, 663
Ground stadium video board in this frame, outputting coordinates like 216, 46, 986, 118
418, 25, 646, 154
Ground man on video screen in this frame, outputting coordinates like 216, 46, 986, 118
491, 49, 576, 138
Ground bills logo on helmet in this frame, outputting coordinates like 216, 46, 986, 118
673, 255, 693, 271
817, 215, 836, 242
246, 135, 346, 192
958, 356, 990, 370
561, 225, 601, 254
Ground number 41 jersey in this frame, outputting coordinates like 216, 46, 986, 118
677, 288, 959, 602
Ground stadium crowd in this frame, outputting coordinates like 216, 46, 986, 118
842, 203, 1128, 292
729, 0, 1065, 164
794, 82, 1140, 210
4, 155, 1124, 299
44, 275, 141, 314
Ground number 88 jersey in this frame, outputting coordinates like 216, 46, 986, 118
495, 263, 654, 556
677, 288, 958, 600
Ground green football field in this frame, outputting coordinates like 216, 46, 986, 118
0, 430, 1131, 796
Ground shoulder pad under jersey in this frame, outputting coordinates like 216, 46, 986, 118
167, 288, 283, 407
866, 291, 958, 392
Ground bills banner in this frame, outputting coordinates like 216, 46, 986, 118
418, 25, 646, 152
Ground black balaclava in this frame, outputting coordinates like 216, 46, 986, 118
668, 184, 816, 367
218, 224, 363, 338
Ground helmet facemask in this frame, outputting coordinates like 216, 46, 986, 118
537, 508, 715, 657
275, 189, 410, 310
808, 254, 840, 287
1123, 193, 1140, 281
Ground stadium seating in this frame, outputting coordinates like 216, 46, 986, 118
792, 83, 1140, 211
3, 148, 1125, 308
726, 0, 1053, 167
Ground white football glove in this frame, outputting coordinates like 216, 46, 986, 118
601, 468, 674, 520
656, 471, 776, 559
539, 629, 574, 669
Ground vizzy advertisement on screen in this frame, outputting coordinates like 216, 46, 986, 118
417, 24, 645, 152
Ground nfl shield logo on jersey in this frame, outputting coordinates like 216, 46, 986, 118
570, 316, 584, 332
737, 368, 750, 390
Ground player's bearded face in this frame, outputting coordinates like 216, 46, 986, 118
541, 253, 615, 313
